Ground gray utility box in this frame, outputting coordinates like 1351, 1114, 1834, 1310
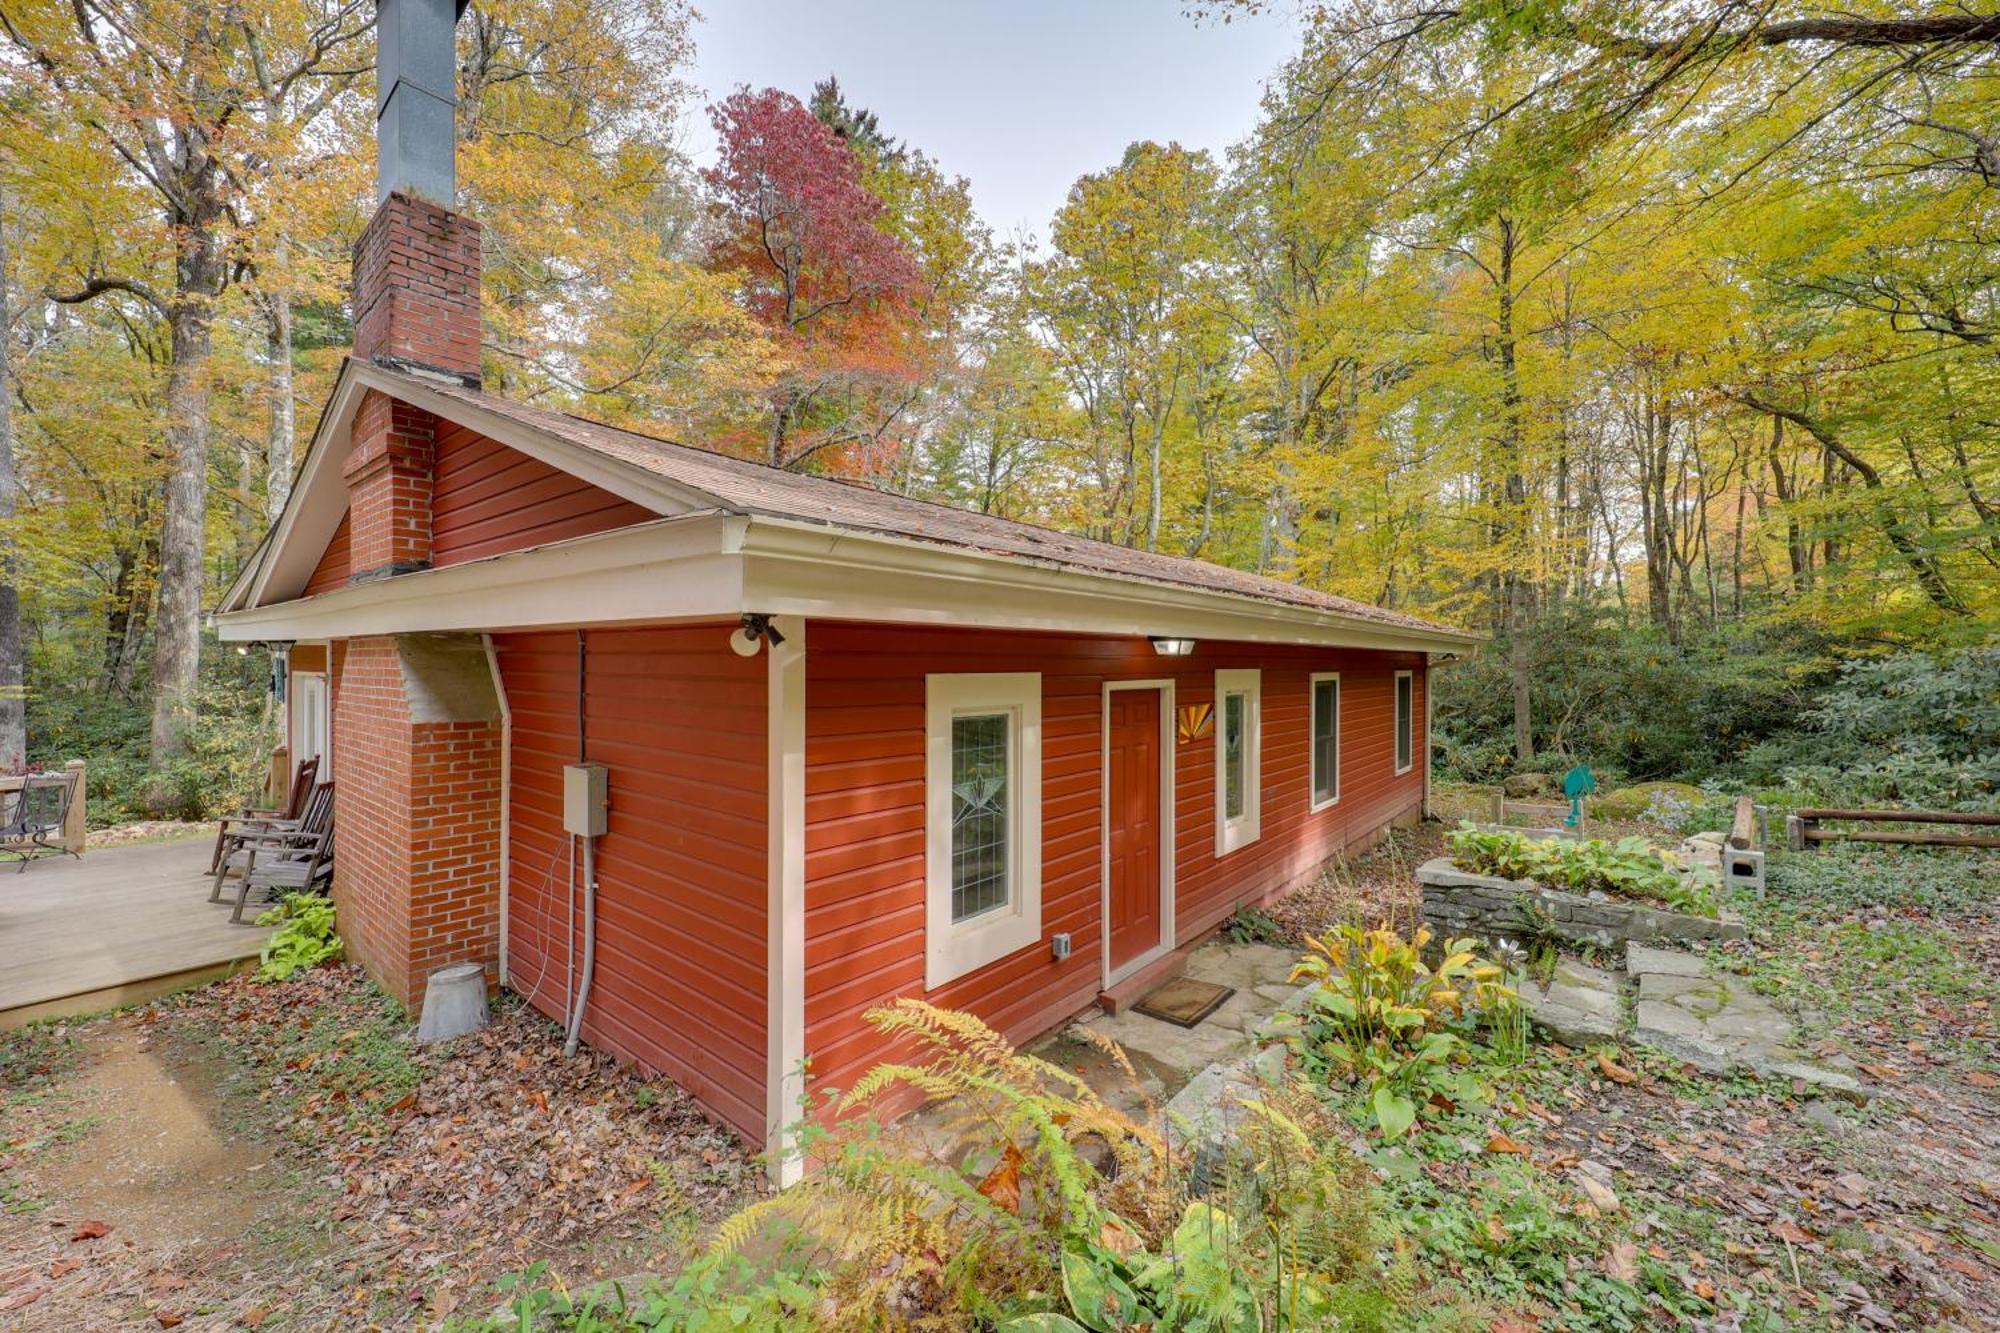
563, 762, 609, 837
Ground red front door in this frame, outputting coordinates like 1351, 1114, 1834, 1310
1107, 688, 1164, 973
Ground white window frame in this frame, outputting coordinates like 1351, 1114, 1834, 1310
290, 667, 332, 780
1394, 669, 1415, 776
1309, 671, 1341, 812
925, 673, 1043, 990
1213, 668, 1261, 856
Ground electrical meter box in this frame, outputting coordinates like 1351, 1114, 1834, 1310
562, 762, 608, 837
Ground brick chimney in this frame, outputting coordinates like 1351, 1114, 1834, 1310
346, 0, 479, 582
332, 0, 505, 1021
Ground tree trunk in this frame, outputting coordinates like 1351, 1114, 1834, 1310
1741, 392, 1969, 615
1495, 218, 1533, 763
146, 278, 217, 794
1767, 415, 1809, 592
0, 202, 24, 773
266, 292, 294, 521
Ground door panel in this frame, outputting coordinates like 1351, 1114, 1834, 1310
1106, 689, 1163, 973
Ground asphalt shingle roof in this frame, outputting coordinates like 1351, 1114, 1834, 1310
386, 364, 1472, 641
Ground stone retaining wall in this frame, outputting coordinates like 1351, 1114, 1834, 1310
1415, 858, 1745, 950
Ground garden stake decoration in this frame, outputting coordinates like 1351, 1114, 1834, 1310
1562, 765, 1597, 828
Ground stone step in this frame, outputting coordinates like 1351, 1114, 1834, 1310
1510, 942, 1866, 1102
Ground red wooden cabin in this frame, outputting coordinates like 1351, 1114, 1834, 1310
218, 0, 1476, 1184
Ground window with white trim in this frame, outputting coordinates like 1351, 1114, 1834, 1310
925, 673, 1043, 989
1394, 670, 1415, 775
1214, 669, 1261, 855
1310, 672, 1340, 810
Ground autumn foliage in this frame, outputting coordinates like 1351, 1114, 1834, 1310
704, 87, 925, 472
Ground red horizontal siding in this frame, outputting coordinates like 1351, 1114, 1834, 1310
495, 625, 768, 1142
303, 512, 351, 595
803, 624, 1427, 1104
431, 422, 655, 568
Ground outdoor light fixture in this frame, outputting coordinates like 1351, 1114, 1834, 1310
729, 613, 787, 657
1150, 637, 1197, 657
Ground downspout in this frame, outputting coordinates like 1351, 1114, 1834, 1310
1423, 657, 1434, 821
564, 628, 597, 1059
482, 634, 512, 986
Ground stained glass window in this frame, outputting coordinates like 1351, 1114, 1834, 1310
950, 712, 1010, 922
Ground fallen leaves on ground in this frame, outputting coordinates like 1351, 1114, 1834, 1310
1, 964, 765, 1329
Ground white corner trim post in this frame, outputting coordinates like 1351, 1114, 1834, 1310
483, 633, 513, 987
765, 616, 807, 1187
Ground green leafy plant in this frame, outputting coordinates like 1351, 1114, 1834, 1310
1447, 823, 1722, 917
254, 893, 343, 981
1224, 903, 1283, 945
1287, 924, 1511, 1139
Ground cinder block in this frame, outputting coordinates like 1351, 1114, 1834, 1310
1720, 845, 1766, 895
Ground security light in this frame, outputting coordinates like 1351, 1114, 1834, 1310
1150, 637, 1197, 657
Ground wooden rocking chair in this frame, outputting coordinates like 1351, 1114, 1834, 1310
211, 755, 320, 874
211, 781, 334, 923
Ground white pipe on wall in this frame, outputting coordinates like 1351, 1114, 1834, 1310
564, 834, 598, 1058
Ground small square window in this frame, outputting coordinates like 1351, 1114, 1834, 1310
1310, 673, 1340, 810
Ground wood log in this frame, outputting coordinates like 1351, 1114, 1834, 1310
1800, 826, 2000, 849
1729, 795, 1758, 849
1792, 807, 2000, 826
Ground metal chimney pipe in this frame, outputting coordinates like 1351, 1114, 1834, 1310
375, 0, 464, 205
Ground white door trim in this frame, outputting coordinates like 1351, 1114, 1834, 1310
289, 664, 332, 779
1100, 678, 1176, 990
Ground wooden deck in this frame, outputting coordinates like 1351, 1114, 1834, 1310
0, 835, 267, 1027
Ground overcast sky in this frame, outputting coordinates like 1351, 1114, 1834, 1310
684, 0, 1301, 244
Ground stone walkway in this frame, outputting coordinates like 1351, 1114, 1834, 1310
1071, 942, 1301, 1087
1032, 932, 1866, 1164
1522, 942, 1866, 1100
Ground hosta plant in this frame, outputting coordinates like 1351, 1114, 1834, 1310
1286, 924, 1511, 1139
254, 893, 343, 981
1445, 823, 1722, 917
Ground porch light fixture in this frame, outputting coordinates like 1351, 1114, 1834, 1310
1150, 637, 1197, 657
729, 613, 787, 658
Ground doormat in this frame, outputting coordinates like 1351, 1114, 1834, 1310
1132, 977, 1235, 1028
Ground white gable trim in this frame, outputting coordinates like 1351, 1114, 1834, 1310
217, 512, 745, 640
230, 358, 730, 612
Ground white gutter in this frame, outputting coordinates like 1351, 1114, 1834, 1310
738, 516, 1482, 655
